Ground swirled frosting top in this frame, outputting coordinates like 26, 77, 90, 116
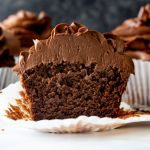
113, 4, 150, 37
0, 27, 20, 56
13, 22, 134, 76
0, 10, 52, 40
112, 4, 150, 60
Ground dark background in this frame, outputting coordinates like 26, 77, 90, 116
0, 0, 150, 33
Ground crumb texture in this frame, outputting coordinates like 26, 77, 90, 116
21, 62, 128, 121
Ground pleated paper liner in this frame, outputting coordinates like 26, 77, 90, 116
122, 59, 150, 107
1, 81, 150, 133
0, 57, 20, 90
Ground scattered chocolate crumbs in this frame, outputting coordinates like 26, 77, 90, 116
134, 107, 140, 111
117, 107, 150, 119
5, 91, 30, 121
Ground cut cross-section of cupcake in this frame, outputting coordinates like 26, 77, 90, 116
12, 22, 134, 121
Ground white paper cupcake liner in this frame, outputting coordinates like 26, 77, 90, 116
122, 59, 150, 107
0, 81, 150, 133
0, 57, 20, 90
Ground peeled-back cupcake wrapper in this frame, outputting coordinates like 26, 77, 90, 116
0, 57, 20, 90
0, 81, 150, 133
122, 59, 150, 107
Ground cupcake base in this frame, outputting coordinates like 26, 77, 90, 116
1, 81, 150, 133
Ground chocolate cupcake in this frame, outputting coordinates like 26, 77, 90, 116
113, 4, 150, 107
112, 4, 150, 61
0, 10, 52, 47
0, 27, 20, 89
13, 22, 134, 121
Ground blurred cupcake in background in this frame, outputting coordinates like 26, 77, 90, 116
112, 4, 150, 108
0, 10, 52, 51
113, 4, 150, 61
0, 27, 20, 89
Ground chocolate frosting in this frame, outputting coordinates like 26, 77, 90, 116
0, 10, 52, 46
0, 27, 20, 56
112, 4, 150, 60
13, 22, 134, 76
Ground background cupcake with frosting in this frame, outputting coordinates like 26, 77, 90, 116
0, 10, 52, 51
113, 4, 150, 108
0, 26, 20, 89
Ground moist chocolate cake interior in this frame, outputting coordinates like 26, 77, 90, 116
21, 61, 128, 121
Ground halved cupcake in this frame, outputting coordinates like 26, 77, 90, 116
13, 22, 134, 121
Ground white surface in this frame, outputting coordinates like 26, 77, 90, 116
1, 119, 150, 150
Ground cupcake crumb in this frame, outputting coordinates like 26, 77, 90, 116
1, 129, 5, 131
117, 107, 150, 119
0, 91, 2, 93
